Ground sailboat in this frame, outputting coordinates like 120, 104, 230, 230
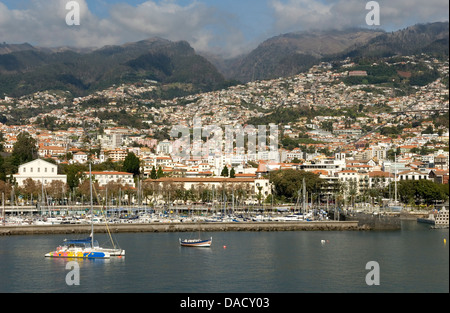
179, 220, 212, 247
45, 236, 111, 259
91, 183, 125, 256
45, 164, 124, 259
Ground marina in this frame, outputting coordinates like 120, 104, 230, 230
0, 220, 362, 236
0, 205, 439, 235
0, 220, 447, 293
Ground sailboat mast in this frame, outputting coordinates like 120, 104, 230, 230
2, 193, 4, 226
89, 163, 94, 247
394, 154, 397, 204
302, 177, 306, 213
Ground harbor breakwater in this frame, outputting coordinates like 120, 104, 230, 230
0, 221, 362, 236
344, 213, 402, 230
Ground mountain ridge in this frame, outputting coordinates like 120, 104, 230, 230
0, 21, 448, 98
206, 22, 448, 82
0, 37, 227, 98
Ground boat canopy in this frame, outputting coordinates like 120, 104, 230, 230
63, 237, 99, 247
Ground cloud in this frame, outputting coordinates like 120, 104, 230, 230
0, 0, 249, 56
270, 0, 334, 31
0, 0, 122, 47
0, 0, 448, 57
107, 1, 220, 51
106, 1, 253, 57
269, 0, 449, 33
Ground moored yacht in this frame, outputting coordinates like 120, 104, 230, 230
45, 237, 110, 259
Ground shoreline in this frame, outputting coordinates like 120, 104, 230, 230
0, 221, 364, 235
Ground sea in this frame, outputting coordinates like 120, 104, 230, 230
0, 220, 448, 302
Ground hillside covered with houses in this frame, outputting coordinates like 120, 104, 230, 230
0, 53, 448, 208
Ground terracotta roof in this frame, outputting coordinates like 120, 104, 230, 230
88, 171, 133, 175
339, 170, 357, 173
311, 170, 328, 176
235, 173, 257, 177
368, 171, 393, 178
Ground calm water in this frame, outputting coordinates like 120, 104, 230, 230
0, 221, 448, 293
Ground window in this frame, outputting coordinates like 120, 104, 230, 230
30, 168, 33, 173
45, 168, 47, 173
52, 168, 54, 173
23, 167, 26, 173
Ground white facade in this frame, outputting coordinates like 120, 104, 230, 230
72, 151, 88, 163
149, 177, 272, 200
398, 170, 431, 181
157, 140, 173, 155
13, 159, 67, 186
90, 171, 135, 188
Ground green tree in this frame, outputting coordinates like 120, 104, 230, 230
421, 125, 434, 134
397, 179, 448, 205
221, 166, 229, 177
270, 169, 326, 203
157, 166, 164, 178
11, 132, 38, 166
61, 163, 87, 191
150, 166, 157, 179
0, 155, 6, 181
321, 121, 333, 132
122, 152, 140, 177
230, 167, 235, 178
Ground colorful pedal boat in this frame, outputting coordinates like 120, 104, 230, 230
45, 237, 110, 259
45, 250, 110, 258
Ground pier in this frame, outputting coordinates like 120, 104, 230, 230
0, 221, 361, 236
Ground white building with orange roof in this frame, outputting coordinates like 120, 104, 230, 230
368, 171, 394, 188
398, 170, 431, 182
38, 145, 66, 158
336, 169, 359, 184
72, 151, 88, 163
87, 171, 135, 188
147, 176, 272, 202
435, 153, 449, 169
104, 148, 128, 162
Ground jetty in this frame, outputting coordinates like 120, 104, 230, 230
0, 221, 361, 236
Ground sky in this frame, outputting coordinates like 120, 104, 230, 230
0, 0, 448, 58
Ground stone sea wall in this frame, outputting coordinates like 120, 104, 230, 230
0, 221, 362, 236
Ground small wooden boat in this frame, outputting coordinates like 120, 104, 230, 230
179, 237, 212, 247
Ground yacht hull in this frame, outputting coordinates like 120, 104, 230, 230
45, 250, 110, 259
179, 238, 212, 247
